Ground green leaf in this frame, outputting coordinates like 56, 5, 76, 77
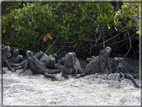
72, 42, 78, 48
23, 3, 25, 7
82, 35, 90, 41
67, 23, 70, 29
96, 3, 100, 12
11, 24, 14, 28
54, 23, 60, 31
136, 26, 139, 30
126, 20, 133, 28
94, 20, 98, 27
80, 25, 83, 33
65, 35, 69, 40
110, 9, 113, 14
114, 27, 117, 31
100, 13, 103, 19
136, 30, 139, 34
79, 3, 84, 11
106, 23, 110, 29
102, 3, 107, 10
97, 18, 103, 22
22, 43, 26, 48
78, 35, 82, 40
104, 13, 107, 21
128, 20, 133, 27
84, 3, 88, 11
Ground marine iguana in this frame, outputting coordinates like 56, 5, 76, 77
62, 52, 84, 79
2, 45, 13, 59
50, 53, 58, 63
9, 51, 44, 70
2, 46, 15, 72
7, 45, 16, 59
86, 56, 95, 63
40, 53, 62, 71
80, 47, 112, 77
19, 50, 61, 80
56, 51, 68, 65
8, 49, 24, 63
114, 57, 141, 88
40, 53, 55, 68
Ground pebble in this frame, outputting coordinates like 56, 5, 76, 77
98, 74, 108, 80
49, 101, 57, 104
120, 97, 128, 104
108, 73, 120, 81
3, 67, 9, 72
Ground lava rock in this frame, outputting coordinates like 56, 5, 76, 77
108, 73, 120, 81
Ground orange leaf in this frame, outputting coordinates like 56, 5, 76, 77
47, 33, 53, 40
43, 35, 48, 42
43, 33, 53, 42
97, 16, 100, 19
6, 8, 9, 10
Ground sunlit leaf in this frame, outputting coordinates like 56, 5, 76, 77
43, 35, 48, 42
43, 33, 53, 42
47, 33, 53, 39
106, 23, 110, 29
136, 31, 139, 34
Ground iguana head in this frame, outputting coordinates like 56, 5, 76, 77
105, 47, 111, 53
3, 46, 10, 56
100, 46, 111, 57
49, 56, 56, 67
2, 44, 5, 48
26, 50, 33, 57
65, 52, 74, 66
13, 49, 19, 57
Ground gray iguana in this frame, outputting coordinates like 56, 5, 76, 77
62, 52, 84, 79
80, 47, 112, 77
2, 46, 15, 72
8, 49, 24, 63
113, 57, 141, 88
19, 50, 61, 80
9, 51, 44, 70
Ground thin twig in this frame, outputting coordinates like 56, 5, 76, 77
47, 3, 60, 13
56, 45, 66, 54
51, 3, 60, 11
93, 33, 120, 47
125, 31, 132, 56
109, 36, 134, 46
45, 38, 58, 54
65, 40, 76, 44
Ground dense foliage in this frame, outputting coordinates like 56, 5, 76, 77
2, 2, 141, 58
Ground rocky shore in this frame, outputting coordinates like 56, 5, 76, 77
2, 67, 141, 106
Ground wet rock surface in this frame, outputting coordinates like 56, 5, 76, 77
2, 67, 141, 106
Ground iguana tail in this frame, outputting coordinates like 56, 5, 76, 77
46, 68, 61, 74
125, 73, 141, 88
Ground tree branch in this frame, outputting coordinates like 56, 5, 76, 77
45, 38, 58, 54
125, 31, 132, 56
